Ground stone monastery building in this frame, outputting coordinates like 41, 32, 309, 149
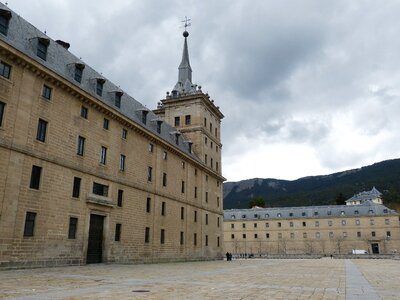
0, 3, 224, 268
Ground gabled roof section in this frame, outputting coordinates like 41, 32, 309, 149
0, 3, 197, 159
346, 187, 382, 203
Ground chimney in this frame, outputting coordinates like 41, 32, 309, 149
56, 40, 70, 50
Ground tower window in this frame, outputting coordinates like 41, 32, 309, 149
37, 38, 49, 61
185, 115, 191, 125
174, 116, 180, 126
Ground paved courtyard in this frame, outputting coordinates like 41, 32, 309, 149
0, 258, 399, 299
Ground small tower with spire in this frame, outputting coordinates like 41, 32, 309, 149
154, 20, 224, 178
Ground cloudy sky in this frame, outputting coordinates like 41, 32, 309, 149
6, 0, 400, 181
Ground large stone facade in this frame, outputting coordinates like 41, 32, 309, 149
224, 202, 400, 256
0, 4, 224, 268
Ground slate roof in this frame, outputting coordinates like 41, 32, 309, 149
346, 187, 382, 203
224, 201, 397, 221
0, 3, 196, 160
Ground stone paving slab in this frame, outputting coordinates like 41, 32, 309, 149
0, 259, 397, 299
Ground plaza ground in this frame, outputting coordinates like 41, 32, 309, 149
0, 258, 399, 299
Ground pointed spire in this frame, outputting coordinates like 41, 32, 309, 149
178, 32, 192, 84
171, 19, 199, 97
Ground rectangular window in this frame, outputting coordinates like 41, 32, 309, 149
215, 127, 218, 137
329, 232, 334, 239
146, 197, 151, 213
156, 121, 162, 134
316, 232, 320, 239
148, 143, 153, 152
162, 173, 167, 187
217, 236, 220, 247
103, 118, 109, 130
315, 221, 319, 227
160, 229, 165, 244
370, 219, 375, 225
80, 106, 88, 119
204, 117, 207, 127
29, 165, 42, 190
231, 234, 235, 239
385, 219, 390, 225
122, 128, 128, 139
77, 136, 85, 156
180, 231, 184, 245
217, 217, 220, 227
115, 93, 122, 108
266, 233, 270, 239
210, 123, 212, 132
145, 227, 150, 243
302, 221, 306, 227
23, 212, 36, 237
217, 196, 220, 208
74, 66, 83, 83
371, 231, 376, 237
357, 231, 361, 237
205, 192, 208, 203
163, 151, 167, 160
92, 182, 109, 197
41, 85, 52, 100
205, 213, 208, 225
0, 101, 5, 127
181, 181, 185, 193
0, 61, 11, 79
119, 154, 126, 171
194, 233, 197, 246
387, 231, 391, 237
115, 223, 121, 241
205, 154, 207, 164
211, 158, 213, 168
117, 189, 123, 207
194, 211, 197, 222
194, 186, 197, 198
147, 166, 152, 182
341, 220, 346, 226
328, 220, 333, 226
72, 177, 81, 198
100, 146, 107, 164
174, 116, 180, 126
343, 232, 347, 238
161, 201, 166, 216
290, 233, 295, 239
278, 233, 282, 239
181, 207, 184, 220
303, 232, 307, 238
205, 235, 208, 246
242, 234, 246, 239
36, 118, 48, 142
277, 222, 281, 228
96, 79, 104, 96
185, 115, 191, 125
290, 222, 294, 227
265, 222, 269, 228
68, 217, 78, 239
231, 223, 234, 229
37, 39, 48, 60
0, 13, 10, 36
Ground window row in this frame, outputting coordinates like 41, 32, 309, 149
204, 136, 219, 153
203, 117, 218, 138
23, 211, 220, 247
231, 230, 392, 240
232, 218, 391, 229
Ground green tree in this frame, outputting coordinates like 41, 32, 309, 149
335, 193, 346, 205
248, 196, 265, 208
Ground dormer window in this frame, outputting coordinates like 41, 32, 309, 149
37, 38, 49, 61
175, 132, 180, 145
115, 91, 123, 108
156, 120, 162, 134
96, 78, 105, 96
188, 141, 193, 153
0, 9, 12, 36
74, 63, 85, 83
231, 215, 235, 219
277, 213, 281, 217
141, 110, 148, 124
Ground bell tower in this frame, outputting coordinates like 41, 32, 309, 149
154, 25, 223, 176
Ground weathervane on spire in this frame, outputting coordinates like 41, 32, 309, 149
182, 16, 191, 37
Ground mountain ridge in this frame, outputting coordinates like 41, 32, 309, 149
223, 158, 400, 209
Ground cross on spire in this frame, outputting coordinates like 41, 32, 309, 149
182, 16, 191, 31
